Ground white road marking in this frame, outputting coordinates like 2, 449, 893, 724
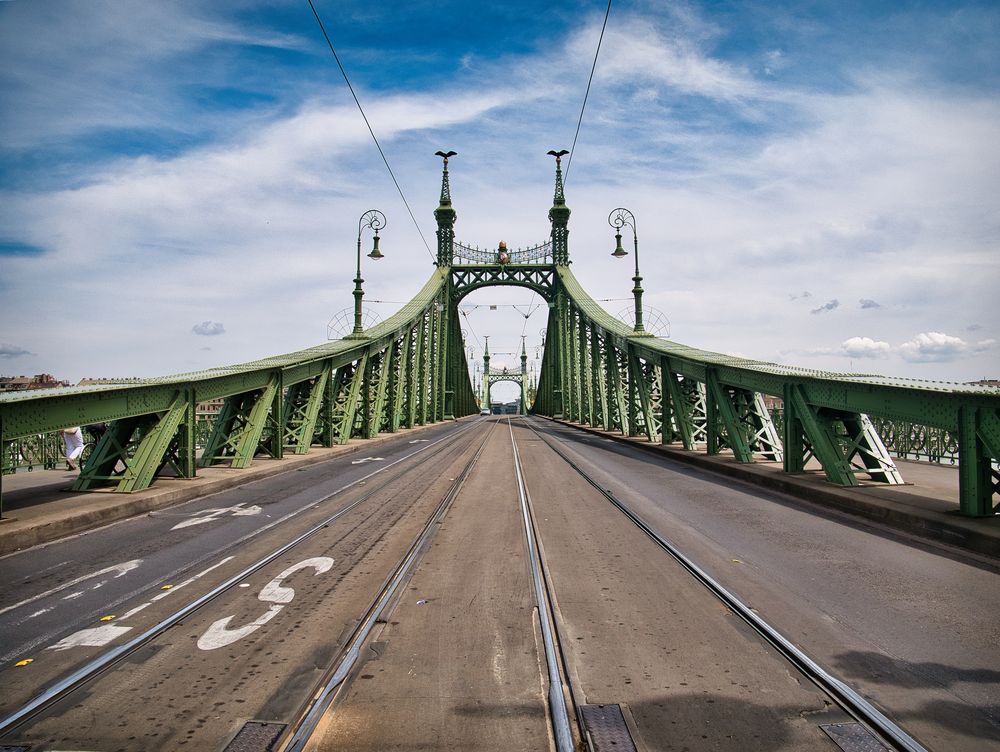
45, 556, 235, 653
350, 456, 385, 465
197, 605, 284, 651
50, 623, 133, 651
0, 560, 142, 617
197, 556, 334, 651
258, 557, 334, 604
408, 439, 430, 444
171, 503, 262, 530
26, 608, 53, 619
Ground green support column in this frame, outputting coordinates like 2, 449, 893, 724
592, 329, 607, 429
177, 388, 197, 478
267, 373, 284, 460
410, 318, 424, 426
783, 384, 806, 473
321, 362, 337, 447
566, 305, 579, 421
661, 358, 695, 449
579, 319, 593, 426
606, 339, 627, 434
290, 370, 329, 454
368, 349, 392, 438
111, 392, 189, 493
629, 349, 658, 443
705, 371, 720, 455
786, 384, 859, 486
547, 303, 564, 418
958, 407, 999, 516
706, 370, 754, 463
389, 334, 410, 432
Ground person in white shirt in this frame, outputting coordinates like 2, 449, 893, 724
60, 426, 84, 471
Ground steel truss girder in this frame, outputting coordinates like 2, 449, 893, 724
283, 371, 329, 455
451, 264, 556, 303
705, 370, 782, 463
784, 384, 902, 487
74, 390, 196, 493
200, 376, 280, 469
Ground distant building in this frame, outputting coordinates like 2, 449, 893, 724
967, 379, 1000, 389
0, 373, 70, 392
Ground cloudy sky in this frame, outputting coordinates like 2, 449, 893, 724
1, 0, 998, 400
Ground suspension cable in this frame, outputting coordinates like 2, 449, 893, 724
306, 0, 435, 262
564, 0, 612, 183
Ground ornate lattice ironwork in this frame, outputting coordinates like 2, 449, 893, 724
453, 240, 553, 265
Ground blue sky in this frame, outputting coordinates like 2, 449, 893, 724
1, 0, 998, 395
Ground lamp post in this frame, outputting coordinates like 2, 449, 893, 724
350, 209, 386, 338
608, 207, 646, 334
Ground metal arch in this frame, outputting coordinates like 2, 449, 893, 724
450, 264, 557, 304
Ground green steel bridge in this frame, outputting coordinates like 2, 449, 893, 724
2, 154, 998, 518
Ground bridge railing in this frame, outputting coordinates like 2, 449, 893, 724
533, 266, 1000, 518
453, 240, 552, 265
0, 268, 479, 510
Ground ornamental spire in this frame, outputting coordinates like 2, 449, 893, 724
435, 150, 456, 206
548, 149, 568, 205
434, 150, 457, 265
546, 150, 571, 265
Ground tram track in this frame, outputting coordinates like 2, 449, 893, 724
0, 418, 494, 749
276, 418, 499, 751
515, 415, 927, 752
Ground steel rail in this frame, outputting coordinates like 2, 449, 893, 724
279, 418, 500, 751
521, 416, 928, 752
0, 418, 486, 737
507, 418, 577, 752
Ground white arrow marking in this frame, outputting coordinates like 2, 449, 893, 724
350, 457, 384, 465
258, 557, 334, 604
408, 439, 430, 444
0, 560, 142, 617
197, 605, 284, 651
50, 623, 134, 651
171, 503, 262, 530
197, 556, 334, 651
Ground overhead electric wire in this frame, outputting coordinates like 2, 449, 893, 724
307, 0, 435, 262
564, 0, 612, 183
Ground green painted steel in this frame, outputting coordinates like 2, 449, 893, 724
2, 154, 998, 520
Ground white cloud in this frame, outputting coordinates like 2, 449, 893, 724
841, 336, 890, 359
898, 332, 995, 363
192, 321, 225, 337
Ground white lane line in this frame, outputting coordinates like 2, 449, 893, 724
46, 556, 235, 653
171, 503, 262, 530
0, 560, 142, 617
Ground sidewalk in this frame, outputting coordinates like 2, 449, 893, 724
545, 417, 1000, 562
0, 421, 449, 556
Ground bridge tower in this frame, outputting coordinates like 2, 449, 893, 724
482, 337, 491, 410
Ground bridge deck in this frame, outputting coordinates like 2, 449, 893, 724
0, 418, 997, 750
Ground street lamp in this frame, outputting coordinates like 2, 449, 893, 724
349, 209, 386, 338
608, 207, 646, 335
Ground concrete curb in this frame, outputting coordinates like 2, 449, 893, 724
540, 417, 1000, 561
0, 420, 456, 556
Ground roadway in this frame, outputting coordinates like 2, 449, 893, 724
0, 416, 997, 750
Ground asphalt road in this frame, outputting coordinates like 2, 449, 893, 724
0, 415, 997, 751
